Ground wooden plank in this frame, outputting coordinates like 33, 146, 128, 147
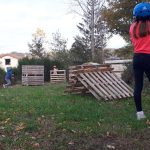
84, 73, 114, 100
73, 68, 113, 74
103, 72, 130, 97
93, 72, 122, 99
79, 73, 108, 100
106, 72, 133, 96
77, 76, 102, 100
99, 72, 128, 98
88, 72, 116, 100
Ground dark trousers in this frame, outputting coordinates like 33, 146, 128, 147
133, 53, 150, 112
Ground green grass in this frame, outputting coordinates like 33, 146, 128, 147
0, 83, 150, 149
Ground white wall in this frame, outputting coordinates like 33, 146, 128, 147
104, 59, 132, 78
0, 56, 18, 71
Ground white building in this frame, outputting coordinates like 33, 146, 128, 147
0, 53, 26, 71
104, 59, 132, 78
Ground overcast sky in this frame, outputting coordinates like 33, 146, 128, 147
0, 0, 126, 54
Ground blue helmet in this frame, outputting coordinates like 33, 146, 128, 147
133, 2, 150, 19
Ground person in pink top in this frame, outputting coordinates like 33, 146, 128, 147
130, 2, 150, 120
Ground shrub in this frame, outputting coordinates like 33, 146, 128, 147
121, 63, 134, 85
0, 68, 5, 86
121, 62, 150, 89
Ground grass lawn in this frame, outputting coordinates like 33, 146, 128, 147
0, 83, 150, 150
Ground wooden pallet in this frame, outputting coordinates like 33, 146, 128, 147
22, 65, 44, 86
50, 70, 66, 83
76, 70, 133, 100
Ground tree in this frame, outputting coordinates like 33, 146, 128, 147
102, 0, 145, 59
102, 0, 144, 42
28, 28, 47, 58
71, 0, 108, 63
113, 45, 133, 59
50, 31, 70, 68
70, 36, 91, 65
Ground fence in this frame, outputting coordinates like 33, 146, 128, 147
50, 70, 66, 83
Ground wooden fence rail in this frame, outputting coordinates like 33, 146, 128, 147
50, 70, 66, 83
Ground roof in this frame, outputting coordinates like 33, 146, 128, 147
0, 52, 26, 59
105, 59, 132, 64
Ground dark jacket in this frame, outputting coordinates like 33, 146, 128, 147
5, 68, 12, 80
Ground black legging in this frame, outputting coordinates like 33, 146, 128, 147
133, 53, 150, 112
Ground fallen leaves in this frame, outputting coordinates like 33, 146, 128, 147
146, 120, 150, 125
15, 122, 26, 131
0, 118, 11, 125
32, 143, 40, 148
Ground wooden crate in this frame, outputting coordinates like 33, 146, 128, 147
22, 65, 44, 86
50, 70, 66, 83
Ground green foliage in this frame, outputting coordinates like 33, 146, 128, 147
28, 37, 45, 58
113, 45, 133, 59
103, 0, 143, 42
50, 31, 70, 68
0, 67, 5, 86
74, 0, 107, 62
14, 57, 63, 82
121, 62, 134, 85
69, 36, 91, 65
28, 28, 47, 58
121, 62, 150, 88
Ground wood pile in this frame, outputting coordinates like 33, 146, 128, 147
65, 63, 133, 101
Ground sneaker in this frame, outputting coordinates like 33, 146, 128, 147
136, 111, 146, 120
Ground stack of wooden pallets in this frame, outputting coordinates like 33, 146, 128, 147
65, 63, 133, 101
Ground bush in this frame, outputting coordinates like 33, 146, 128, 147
0, 68, 5, 86
14, 57, 64, 82
121, 62, 150, 89
121, 63, 134, 85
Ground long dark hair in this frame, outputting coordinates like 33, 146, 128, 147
133, 20, 150, 39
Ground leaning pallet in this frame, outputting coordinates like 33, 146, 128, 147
66, 64, 133, 101
22, 65, 44, 86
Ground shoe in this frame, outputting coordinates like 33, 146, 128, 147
136, 111, 146, 120
3, 84, 6, 88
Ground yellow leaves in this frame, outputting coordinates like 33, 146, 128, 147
32, 28, 45, 38
15, 122, 26, 131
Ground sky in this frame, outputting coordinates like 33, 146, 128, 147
0, 0, 126, 54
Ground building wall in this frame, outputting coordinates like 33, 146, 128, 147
104, 59, 132, 78
0, 56, 18, 71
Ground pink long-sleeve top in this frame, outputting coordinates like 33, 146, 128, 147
130, 21, 150, 54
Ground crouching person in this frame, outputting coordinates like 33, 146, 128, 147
3, 67, 12, 88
